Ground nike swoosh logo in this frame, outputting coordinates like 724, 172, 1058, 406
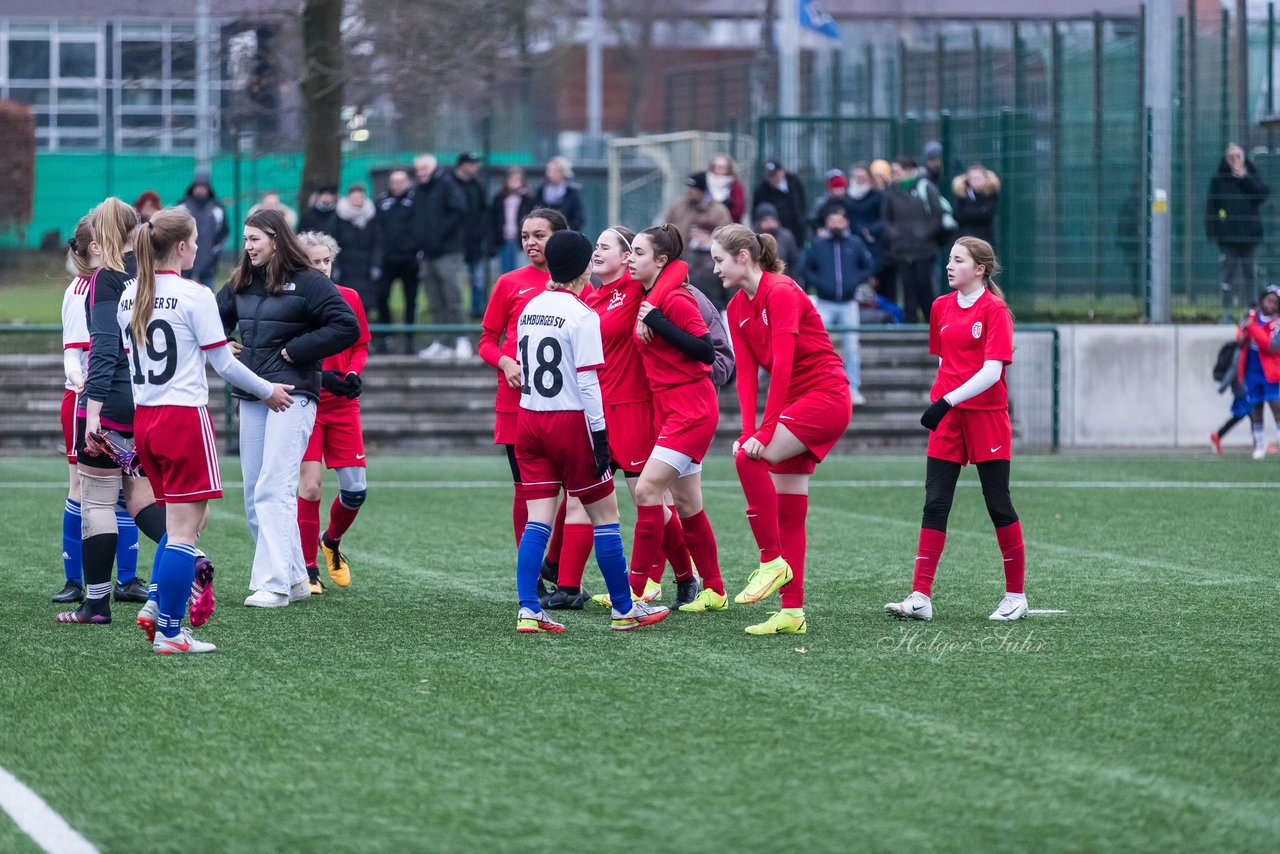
990, 446, 1002, 452
911, 604, 927, 612
355, 453, 366, 459
629, 460, 646, 467
780, 415, 794, 420
518, 288, 533, 295
941, 324, 950, 332
738, 318, 749, 327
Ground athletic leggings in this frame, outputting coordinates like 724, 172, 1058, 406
921, 457, 1018, 532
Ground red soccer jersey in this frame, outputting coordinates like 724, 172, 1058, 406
480, 265, 551, 413
584, 271, 651, 405
727, 271, 849, 443
635, 260, 710, 391
320, 285, 371, 407
928, 288, 1014, 410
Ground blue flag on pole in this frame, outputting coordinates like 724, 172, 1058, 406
800, 0, 842, 41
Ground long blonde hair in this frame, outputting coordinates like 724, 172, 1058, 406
67, 215, 95, 279
710, 223, 785, 274
954, 236, 1006, 301
89, 197, 139, 273
132, 208, 196, 343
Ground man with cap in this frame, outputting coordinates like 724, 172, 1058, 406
511, 230, 671, 635
663, 172, 732, 309
808, 169, 857, 236
752, 157, 809, 246
452, 152, 491, 318
921, 140, 944, 191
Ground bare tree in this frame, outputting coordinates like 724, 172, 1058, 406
299, 0, 344, 211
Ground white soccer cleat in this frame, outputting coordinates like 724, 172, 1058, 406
454, 337, 474, 360
153, 627, 217, 655
417, 341, 452, 361
885, 591, 933, 621
288, 580, 312, 603
1253, 446, 1268, 460
244, 590, 289, 608
988, 593, 1028, 621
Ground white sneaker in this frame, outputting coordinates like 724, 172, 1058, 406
610, 599, 671, 631
288, 580, 311, 603
153, 627, 217, 655
417, 341, 451, 361
989, 593, 1028, 621
851, 390, 867, 406
885, 591, 932, 621
1253, 446, 1267, 460
454, 337, 473, 360
244, 589, 289, 608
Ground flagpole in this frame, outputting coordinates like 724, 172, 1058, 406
779, 0, 801, 115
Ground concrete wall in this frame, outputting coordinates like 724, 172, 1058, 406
1056, 324, 1261, 448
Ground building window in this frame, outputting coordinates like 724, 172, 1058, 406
58, 42, 96, 79
9, 40, 51, 80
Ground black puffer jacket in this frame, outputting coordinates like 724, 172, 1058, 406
216, 266, 359, 401
1206, 158, 1271, 247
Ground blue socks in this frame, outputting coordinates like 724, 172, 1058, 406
62, 500, 82, 583
155, 542, 198, 639
516, 521, 552, 611
593, 523, 632, 613
115, 506, 138, 583
147, 533, 167, 603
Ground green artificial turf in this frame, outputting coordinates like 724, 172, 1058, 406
0, 454, 1276, 853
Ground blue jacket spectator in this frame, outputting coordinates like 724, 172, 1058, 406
804, 206, 874, 404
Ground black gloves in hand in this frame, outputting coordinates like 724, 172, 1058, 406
591, 429, 612, 478
920, 398, 953, 431
321, 369, 363, 399
641, 306, 666, 327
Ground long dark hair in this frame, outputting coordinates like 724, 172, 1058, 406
229, 207, 312, 295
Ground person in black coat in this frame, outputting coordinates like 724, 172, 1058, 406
534, 156, 585, 231
413, 153, 470, 359
1206, 143, 1271, 321
298, 186, 339, 235
488, 166, 536, 274
452, 152, 490, 318
216, 207, 358, 608
950, 165, 1000, 247
374, 169, 418, 350
752, 158, 808, 246
330, 183, 381, 311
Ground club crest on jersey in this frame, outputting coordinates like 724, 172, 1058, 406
762, 308, 769, 326
283, 282, 296, 292
971, 321, 983, 338
608, 290, 626, 310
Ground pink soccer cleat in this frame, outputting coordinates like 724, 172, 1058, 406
188, 555, 216, 628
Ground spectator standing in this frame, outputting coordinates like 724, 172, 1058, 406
808, 170, 856, 236
1207, 143, 1271, 323
753, 203, 801, 285
753, 158, 808, 247
847, 162, 886, 277
536, 156, 585, 231
664, 172, 732, 310
951, 164, 1000, 247
179, 172, 229, 287
374, 168, 419, 353
134, 190, 161, 224
249, 191, 298, 231
452, 152, 489, 319
706, 153, 747, 223
299, 185, 339, 235
882, 157, 943, 323
414, 153, 471, 361
805, 206, 875, 406
332, 182, 381, 313
921, 141, 944, 191
489, 166, 536, 274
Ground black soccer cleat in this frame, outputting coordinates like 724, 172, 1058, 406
113, 577, 150, 603
541, 587, 589, 610
52, 580, 85, 604
674, 577, 702, 609
540, 558, 560, 587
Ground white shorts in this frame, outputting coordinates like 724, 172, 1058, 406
649, 444, 703, 478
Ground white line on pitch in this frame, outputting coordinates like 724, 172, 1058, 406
0, 765, 98, 854
1027, 609, 1069, 615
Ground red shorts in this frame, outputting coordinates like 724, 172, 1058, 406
768, 387, 853, 475
652, 379, 719, 463
133, 405, 223, 505
494, 408, 520, 445
303, 400, 366, 468
516, 409, 615, 505
61, 389, 77, 463
606, 399, 658, 474
927, 407, 1013, 466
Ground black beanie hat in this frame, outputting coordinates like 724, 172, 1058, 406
544, 230, 594, 284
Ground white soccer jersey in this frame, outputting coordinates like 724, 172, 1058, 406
516, 290, 605, 414
116, 272, 229, 407
61, 276, 91, 391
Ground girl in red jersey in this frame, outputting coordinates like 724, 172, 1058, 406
713, 224, 853, 635
625, 224, 728, 612
124, 208, 293, 652
884, 236, 1027, 623
296, 231, 371, 594
479, 208, 569, 558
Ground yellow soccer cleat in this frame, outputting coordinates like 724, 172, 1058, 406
733, 557, 793, 605
320, 537, 351, 587
590, 579, 661, 608
307, 571, 325, 596
744, 608, 808, 635
516, 607, 566, 634
677, 587, 728, 613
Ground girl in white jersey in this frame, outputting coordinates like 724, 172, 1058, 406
122, 208, 293, 654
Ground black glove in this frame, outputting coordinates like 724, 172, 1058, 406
321, 369, 347, 394
341, 372, 363, 399
591, 429, 611, 478
920, 398, 953, 431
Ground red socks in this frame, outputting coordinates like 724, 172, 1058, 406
556, 523, 594, 589
777, 493, 808, 609
996, 521, 1026, 594
325, 496, 360, 542
735, 453, 781, 562
512, 484, 528, 545
912, 528, 946, 596
660, 511, 693, 581
629, 504, 665, 596
298, 497, 321, 569
545, 498, 568, 567
679, 510, 724, 595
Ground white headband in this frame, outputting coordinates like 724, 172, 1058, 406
605, 228, 632, 253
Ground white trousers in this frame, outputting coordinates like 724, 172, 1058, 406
239, 397, 317, 594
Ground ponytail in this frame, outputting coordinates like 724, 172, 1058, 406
953, 236, 1010, 312
131, 207, 197, 344
67, 215, 95, 279
756, 232, 784, 274
89, 197, 139, 273
711, 223, 784, 273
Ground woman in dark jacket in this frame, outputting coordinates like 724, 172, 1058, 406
217, 208, 359, 608
488, 166, 537, 274
534, 156, 585, 231
331, 183, 381, 307
1206, 144, 1271, 320
951, 165, 1001, 246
